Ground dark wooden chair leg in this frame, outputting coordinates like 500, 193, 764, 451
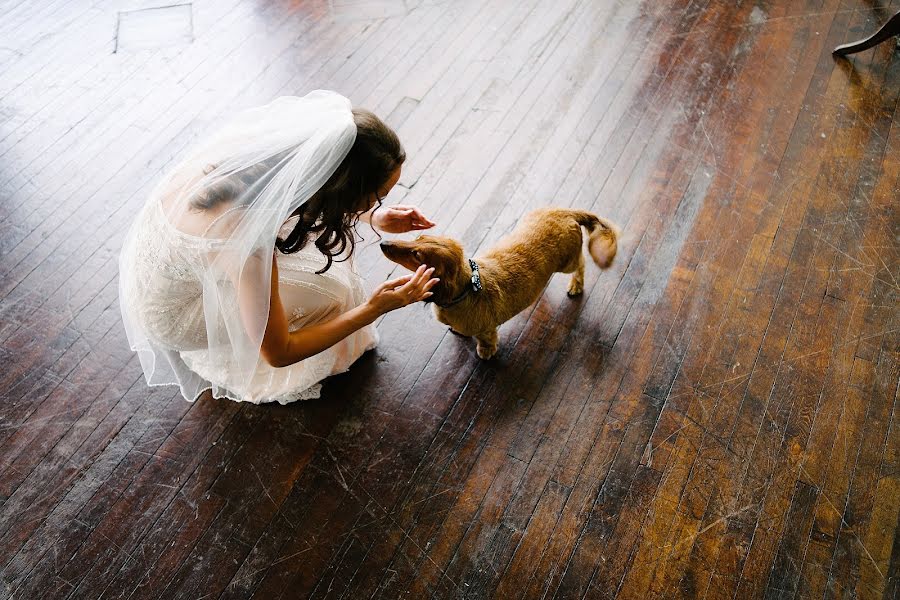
833, 10, 900, 56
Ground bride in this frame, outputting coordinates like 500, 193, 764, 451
118, 90, 439, 404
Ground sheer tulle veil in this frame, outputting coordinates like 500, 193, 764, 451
118, 90, 358, 402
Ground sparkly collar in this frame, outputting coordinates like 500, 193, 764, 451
435, 259, 482, 308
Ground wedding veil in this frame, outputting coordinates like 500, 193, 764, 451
119, 90, 357, 402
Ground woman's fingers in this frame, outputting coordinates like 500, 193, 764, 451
387, 274, 415, 287
408, 266, 432, 289
377, 273, 414, 293
395, 265, 426, 290
418, 278, 440, 300
377, 266, 439, 305
388, 205, 436, 230
407, 207, 435, 229
410, 208, 435, 227
413, 275, 440, 301
399, 266, 434, 296
387, 206, 415, 219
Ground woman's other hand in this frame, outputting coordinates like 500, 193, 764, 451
371, 205, 435, 233
367, 265, 439, 314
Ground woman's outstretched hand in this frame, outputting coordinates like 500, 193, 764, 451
367, 265, 440, 314
371, 205, 435, 233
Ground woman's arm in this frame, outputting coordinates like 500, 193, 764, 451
358, 206, 375, 225
238, 253, 437, 368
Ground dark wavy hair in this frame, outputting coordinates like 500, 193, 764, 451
276, 109, 406, 273
190, 108, 405, 273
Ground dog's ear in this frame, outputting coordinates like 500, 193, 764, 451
427, 272, 454, 305
424, 243, 465, 305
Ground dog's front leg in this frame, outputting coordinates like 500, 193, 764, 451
475, 329, 499, 360
434, 309, 468, 337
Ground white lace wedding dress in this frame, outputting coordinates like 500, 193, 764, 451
119, 196, 378, 404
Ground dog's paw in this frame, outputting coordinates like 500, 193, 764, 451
476, 344, 498, 360
567, 282, 584, 297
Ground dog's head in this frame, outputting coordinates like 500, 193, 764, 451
380, 235, 468, 306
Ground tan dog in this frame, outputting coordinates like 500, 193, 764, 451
380, 207, 618, 359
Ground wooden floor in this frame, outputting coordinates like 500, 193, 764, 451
0, 0, 898, 598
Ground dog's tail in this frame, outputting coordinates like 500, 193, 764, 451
572, 210, 619, 269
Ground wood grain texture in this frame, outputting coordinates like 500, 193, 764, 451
1, 1, 897, 598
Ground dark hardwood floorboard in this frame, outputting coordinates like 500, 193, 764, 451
1, 1, 897, 599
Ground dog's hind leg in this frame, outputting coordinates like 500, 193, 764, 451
566, 252, 585, 297
475, 329, 499, 359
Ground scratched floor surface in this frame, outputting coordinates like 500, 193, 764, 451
0, 0, 898, 598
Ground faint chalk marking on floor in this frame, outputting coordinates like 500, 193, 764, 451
115, 4, 194, 53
